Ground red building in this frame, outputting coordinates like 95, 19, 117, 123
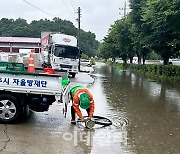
0, 37, 40, 53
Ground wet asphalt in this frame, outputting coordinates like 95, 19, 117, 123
0, 63, 180, 154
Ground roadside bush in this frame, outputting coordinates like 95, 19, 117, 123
128, 64, 180, 82
81, 54, 89, 59
90, 58, 96, 65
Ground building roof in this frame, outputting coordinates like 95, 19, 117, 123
0, 37, 40, 43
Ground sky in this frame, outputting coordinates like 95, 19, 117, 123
0, 0, 130, 41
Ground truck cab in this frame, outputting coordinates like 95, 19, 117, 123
51, 44, 79, 78
41, 32, 79, 78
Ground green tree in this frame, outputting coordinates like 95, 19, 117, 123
99, 18, 134, 63
0, 17, 99, 57
114, 18, 135, 63
142, 0, 180, 64
0, 18, 14, 36
99, 41, 112, 60
79, 30, 99, 57
129, 0, 148, 64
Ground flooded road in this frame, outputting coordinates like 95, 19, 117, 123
90, 63, 180, 154
0, 63, 180, 154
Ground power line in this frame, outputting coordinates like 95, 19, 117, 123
69, 0, 76, 11
73, 0, 79, 7
62, 0, 76, 20
23, 0, 77, 26
22, 0, 54, 17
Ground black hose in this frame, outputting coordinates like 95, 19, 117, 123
77, 115, 112, 127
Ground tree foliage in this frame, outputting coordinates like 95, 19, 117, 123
99, 0, 180, 65
142, 0, 180, 64
0, 17, 99, 57
99, 18, 134, 63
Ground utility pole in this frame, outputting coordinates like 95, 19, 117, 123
124, 1, 126, 17
77, 7, 81, 49
119, 1, 127, 18
77, 7, 81, 71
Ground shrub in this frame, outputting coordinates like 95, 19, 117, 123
128, 64, 180, 83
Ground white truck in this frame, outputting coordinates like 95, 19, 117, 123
0, 62, 70, 123
41, 32, 80, 78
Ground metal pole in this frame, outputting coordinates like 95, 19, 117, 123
77, 7, 81, 71
124, 1, 126, 17
119, 1, 127, 18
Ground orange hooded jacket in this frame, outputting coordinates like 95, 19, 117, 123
72, 88, 95, 119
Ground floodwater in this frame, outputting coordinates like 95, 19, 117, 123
0, 62, 180, 154
88, 63, 180, 154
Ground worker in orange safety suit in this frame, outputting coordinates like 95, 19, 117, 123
70, 85, 95, 124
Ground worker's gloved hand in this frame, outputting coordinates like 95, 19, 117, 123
80, 117, 84, 122
87, 117, 91, 120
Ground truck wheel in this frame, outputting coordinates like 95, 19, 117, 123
0, 94, 23, 123
23, 103, 31, 118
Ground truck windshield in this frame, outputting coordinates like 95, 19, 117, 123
54, 45, 79, 59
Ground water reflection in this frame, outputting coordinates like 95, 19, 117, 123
90, 63, 180, 154
89, 65, 137, 153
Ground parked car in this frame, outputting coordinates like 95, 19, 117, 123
80, 59, 92, 67
169, 59, 180, 66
